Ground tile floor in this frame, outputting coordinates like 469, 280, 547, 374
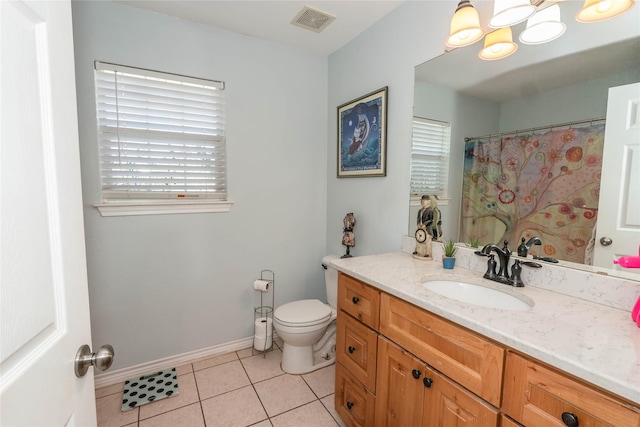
95, 340, 346, 427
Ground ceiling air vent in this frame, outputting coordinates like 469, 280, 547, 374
291, 5, 336, 33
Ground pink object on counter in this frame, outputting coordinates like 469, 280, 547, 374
614, 255, 640, 268
614, 246, 640, 268
633, 296, 640, 327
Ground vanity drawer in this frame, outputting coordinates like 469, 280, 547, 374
336, 309, 378, 392
379, 293, 504, 407
500, 414, 522, 427
338, 273, 380, 330
503, 352, 640, 427
335, 361, 376, 427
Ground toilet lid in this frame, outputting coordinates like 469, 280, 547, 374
275, 299, 332, 327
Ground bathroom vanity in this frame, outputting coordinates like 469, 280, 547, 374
331, 251, 640, 427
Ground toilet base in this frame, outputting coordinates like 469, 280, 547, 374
280, 323, 336, 374
281, 342, 335, 374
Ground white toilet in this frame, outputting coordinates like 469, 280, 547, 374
273, 255, 339, 374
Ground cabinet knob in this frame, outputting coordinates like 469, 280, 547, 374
346, 401, 354, 410
411, 369, 421, 379
561, 412, 579, 427
352, 296, 360, 304
423, 377, 433, 388
348, 346, 356, 354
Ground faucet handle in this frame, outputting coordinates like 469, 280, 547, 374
509, 260, 525, 287
483, 255, 497, 280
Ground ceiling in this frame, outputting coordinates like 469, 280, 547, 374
115, 0, 405, 55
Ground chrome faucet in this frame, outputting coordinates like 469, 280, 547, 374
481, 240, 512, 283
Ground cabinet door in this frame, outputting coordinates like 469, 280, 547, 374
503, 352, 640, 427
422, 362, 499, 426
375, 337, 425, 427
338, 273, 380, 330
335, 362, 375, 427
380, 293, 504, 406
336, 309, 378, 392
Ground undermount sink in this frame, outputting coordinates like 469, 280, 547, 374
423, 280, 532, 311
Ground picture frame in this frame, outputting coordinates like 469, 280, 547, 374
337, 86, 387, 177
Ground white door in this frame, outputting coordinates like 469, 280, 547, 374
594, 82, 640, 274
1, 1, 98, 425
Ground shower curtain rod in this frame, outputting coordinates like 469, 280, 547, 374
464, 116, 606, 142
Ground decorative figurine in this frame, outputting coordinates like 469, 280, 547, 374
341, 213, 356, 258
420, 194, 442, 241
414, 195, 433, 260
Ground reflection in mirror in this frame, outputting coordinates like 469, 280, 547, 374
411, 1, 639, 279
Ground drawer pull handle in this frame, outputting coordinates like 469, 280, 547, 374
348, 346, 356, 354
423, 377, 433, 388
352, 296, 360, 304
411, 369, 421, 379
346, 401, 354, 410
561, 412, 578, 427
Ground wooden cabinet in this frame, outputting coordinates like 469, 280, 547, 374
375, 336, 424, 427
376, 337, 499, 427
335, 362, 375, 427
338, 272, 380, 330
336, 273, 380, 427
335, 272, 639, 427
380, 292, 504, 407
503, 352, 640, 427
336, 309, 378, 392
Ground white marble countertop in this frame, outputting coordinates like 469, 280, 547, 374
329, 251, 640, 405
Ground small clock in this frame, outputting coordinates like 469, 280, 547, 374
415, 228, 428, 243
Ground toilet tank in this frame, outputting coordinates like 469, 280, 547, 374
322, 255, 340, 308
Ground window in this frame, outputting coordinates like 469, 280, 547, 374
93, 62, 231, 216
410, 117, 451, 200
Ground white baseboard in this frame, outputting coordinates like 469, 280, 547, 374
94, 336, 257, 389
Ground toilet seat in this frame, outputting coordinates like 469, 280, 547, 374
274, 299, 332, 328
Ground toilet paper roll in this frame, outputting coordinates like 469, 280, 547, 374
254, 334, 273, 351
253, 279, 271, 292
254, 317, 273, 337
254, 317, 273, 350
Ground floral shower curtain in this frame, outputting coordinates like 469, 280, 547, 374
460, 122, 605, 264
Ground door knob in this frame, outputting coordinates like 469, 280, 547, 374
75, 344, 114, 377
599, 236, 613, 246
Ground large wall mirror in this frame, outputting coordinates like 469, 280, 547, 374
411, 1, 639, 278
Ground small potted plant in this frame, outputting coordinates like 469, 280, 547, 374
469, 238, 480, 249
442, 239, 458, 269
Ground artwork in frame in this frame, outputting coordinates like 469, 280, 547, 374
337, 87, 388, 177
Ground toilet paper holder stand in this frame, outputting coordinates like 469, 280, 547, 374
254, 269, 275, 357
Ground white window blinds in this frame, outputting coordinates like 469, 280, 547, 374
410, 117, 451, 197
94, 62, 226, 200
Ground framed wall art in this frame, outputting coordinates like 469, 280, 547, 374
337, 86, 387, 177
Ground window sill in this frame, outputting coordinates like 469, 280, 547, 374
94, 200, 234, 217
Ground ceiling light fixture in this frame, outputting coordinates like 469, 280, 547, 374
519, 4, 567, 44
489, 0, 537, 28
479, 27, 518, 60
446, 0, 485, 48
576, 0, 636, 22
